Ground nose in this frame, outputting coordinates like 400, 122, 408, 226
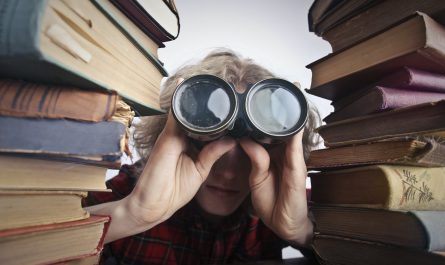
213, 145, 250, 180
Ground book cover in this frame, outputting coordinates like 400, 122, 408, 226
0, 190, 89, 231
331, 67, 445, 111
310, 165, 445, 210
316, 100, 445, 147
0, 116, 125, 168
313, 234, 445, 265
0, 215, 110, 265
324, 87, 445, 123
110, 0, 180, 44
307, 137, 445, 170
311, 205, 445, 251
0, 0, 165, 115
0, 155, 108, 191
0, 79, 118, 122
306, 12, 445, 101
321, 0, 445, 52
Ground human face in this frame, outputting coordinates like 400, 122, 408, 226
195, 143, 251, 217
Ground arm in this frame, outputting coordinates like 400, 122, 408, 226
87, 113, 236, 244
239, 131, 314, 247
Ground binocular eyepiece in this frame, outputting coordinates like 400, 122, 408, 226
171, 74, 308, 144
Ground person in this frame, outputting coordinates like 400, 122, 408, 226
84, 49, 321, 265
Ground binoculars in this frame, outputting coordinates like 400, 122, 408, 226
171, 74, 308, 144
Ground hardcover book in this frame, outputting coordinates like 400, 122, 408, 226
311, 205, 445, 251
306, 12, 445, 101
313, 234, 445, 265
0, 190, 88, 231
307, 137, 445, 170
0, 0, 166, 115
0, 155, 108, 191
0, 215, 110, 265
0, 79, 118, 122
110, 0, 180, 45
316, 100, 445, 147
324, 87, 445, 123
320, 0, 445, 52
310, 165, 445, 210
331, 67, 445, 111
0, 116, 126, 168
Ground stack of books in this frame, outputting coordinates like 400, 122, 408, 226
0, 0, 179, 264
305, 2, 445, 265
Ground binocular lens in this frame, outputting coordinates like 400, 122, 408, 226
249, 86, 302, 134
173, 76, 236, 132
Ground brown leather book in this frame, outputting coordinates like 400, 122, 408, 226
0, 79, 118, 122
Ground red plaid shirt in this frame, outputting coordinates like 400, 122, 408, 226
84, 164, 287, 265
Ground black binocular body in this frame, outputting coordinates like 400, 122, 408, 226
171, 74, 308, 144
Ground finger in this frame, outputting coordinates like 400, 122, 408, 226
194, 137, 236, 180
285, 130, 306, 171
238, 138, 270, 189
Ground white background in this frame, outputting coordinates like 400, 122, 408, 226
157, 0, 332, 258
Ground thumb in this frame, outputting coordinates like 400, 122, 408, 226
239, 138, 271, 189
194, 137, 236, 180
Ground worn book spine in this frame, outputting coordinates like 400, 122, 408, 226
311, 165, 445, 210
0, 79, 118, 122
0, 116, 125, 158
317, 100, 445, 147
325, 87, 445, 123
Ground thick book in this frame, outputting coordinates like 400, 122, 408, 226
0, 155, 107, 191
0, 190, 88, 231
0, 79, 118, 122
307, 0, 344, 32
0, 116, 126, 168
53, 253, 100, 265
0, 0, 166, 115
313, 234, 445, 265
331, 67, 445, 111
307, 137, 445, 170
324, 87, 445, 123
0, 215, 109, 265
317, 100, 445, 147
310, 165, 445, 210
321, 0, 445, 52
110, 0, 180, 45
306, 12, 445, 101
312, 205, 445, 251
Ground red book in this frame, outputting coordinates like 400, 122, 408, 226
325, 86, 445, 123
0, 215, 110, 265
110, 0, 180, 46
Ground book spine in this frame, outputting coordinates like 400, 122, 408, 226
385, 166, 445, 210
0, 116, 125, 156
0, 0, 44, 58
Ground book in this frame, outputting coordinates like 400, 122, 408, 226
310, 0, 381, 36
313, 234, 445, 265
309, 165, 445, 210
320, 0, 445, 52
307, 137, 445, 170
0, 190, 88, 231
308, 0, 344, 32
0, 155, 107, 191
0, 0, 166, 115
54, 253, 100, 265
0, 116, 126, 168
316, 100, 445, 147
0, 79, 118, 122
0, 215, 109, 265
311, 205, 445, 251
324, 87, 445, 123
306, 12, 445, 101
110, 0, 180, 45
331, 67, 445, 111
91, 0, 160, 58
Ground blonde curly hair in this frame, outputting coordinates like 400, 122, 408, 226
133, 49, 320, 167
